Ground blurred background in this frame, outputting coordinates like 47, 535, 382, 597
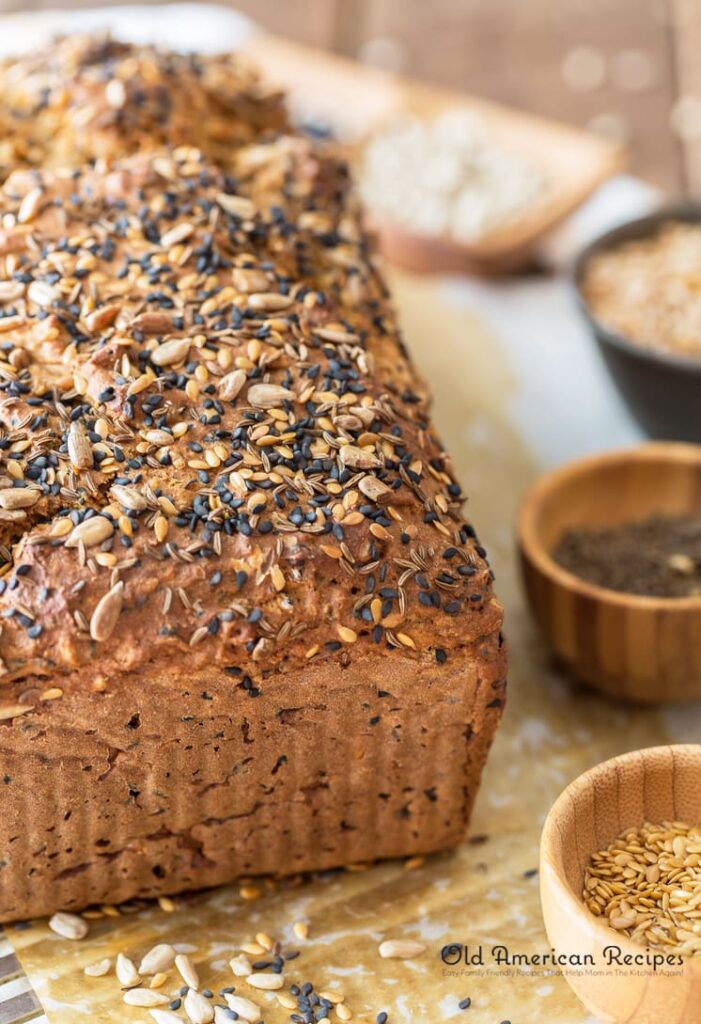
0, 0, 698, 192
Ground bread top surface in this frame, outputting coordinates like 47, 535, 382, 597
0, 88, 499, 690
0, 35, 286, 175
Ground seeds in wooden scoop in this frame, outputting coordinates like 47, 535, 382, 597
583, 819, 701, 956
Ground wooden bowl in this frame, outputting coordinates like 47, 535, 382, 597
518, 442, 701, 703
246, 34, 622, 277
368, 214, 543, 276
540, 744, 701, 1024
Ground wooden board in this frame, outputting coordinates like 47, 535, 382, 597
246, 34, 624, 273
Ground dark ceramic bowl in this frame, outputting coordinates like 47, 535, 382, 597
574, 204, 701, 442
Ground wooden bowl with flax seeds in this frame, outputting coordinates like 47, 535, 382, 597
518, 442, 701, 703
540, 745, 701, 1024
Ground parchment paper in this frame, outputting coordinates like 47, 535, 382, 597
6, 267, 691, 1024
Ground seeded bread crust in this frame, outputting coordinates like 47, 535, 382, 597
0, 35, 285, 175
0, 44, 506, 922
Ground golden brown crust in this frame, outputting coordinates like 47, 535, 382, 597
0, 143, 499, 690
0, 35, 285, 175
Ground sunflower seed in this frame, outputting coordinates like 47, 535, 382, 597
246, 973, 284, 990
184, 988, 213, 1023
160, 222, 194, 248
175, 952, 199, 990
225, 994, 262, 1022
150, 1011, 184, 1024
247, 292, 293, 313
358, 476, 391, 502
67, 422, 93, 469
66, 516, 114, 548
229, 953, 253, 977
145, 429, 175, 446
116, 953, 140, 987
84, 958, 111, 976
233, 267, 269, 293
0, 281, 25, 303
334, 414, 364, 432
48, 912, 89, 940
139, 943, 176, 975
218, 193, 256, 219
0, 704, 33, 721
105, 79, 127, 109
85, 304, 120, 332
27, 280, 57, 306
378, 939, 427, 959
0, 314, 25, 332
339, 445, 381, 470
111, 484, 148, 512
0, 487, 39, 510
314, 326, 359, 344
123, 988, 170, 1007
90, 580, 124, 642
247, 383, 294, 409
17, 187, 43, 224
218, 369, 247, 401
150, 337, 191, 366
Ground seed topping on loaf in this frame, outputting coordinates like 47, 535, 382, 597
0, 140, 497, 687
0, 35, 285, 175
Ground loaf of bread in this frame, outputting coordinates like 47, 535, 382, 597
0, 42, 506, 923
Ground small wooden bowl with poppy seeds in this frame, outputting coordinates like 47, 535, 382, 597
540, 744, 701, 1024
518, 442, 701, 703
